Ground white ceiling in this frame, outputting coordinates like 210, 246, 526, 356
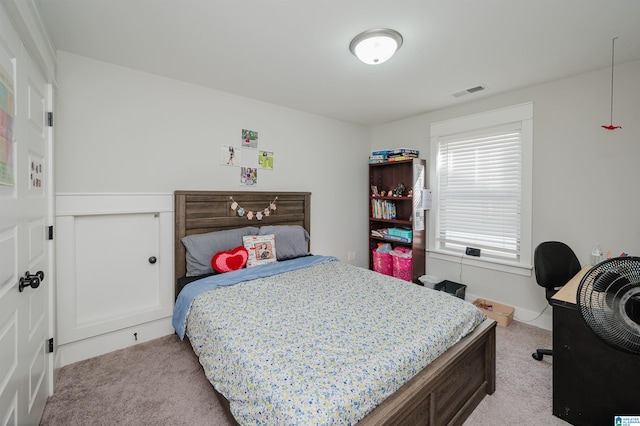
36, 0, 640, 126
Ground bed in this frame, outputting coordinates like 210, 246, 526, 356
174, 190, 496, 425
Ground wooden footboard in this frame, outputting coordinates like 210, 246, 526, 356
359, 317, 496, 426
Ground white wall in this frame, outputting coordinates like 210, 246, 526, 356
55, 51, 640, 331
371, 59, 640, 329
54, 51, 371, 265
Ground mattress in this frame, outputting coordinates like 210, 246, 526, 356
175, 256, 486, 425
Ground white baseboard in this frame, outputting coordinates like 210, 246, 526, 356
57, 317, 174, 367
511, 306, 552, 330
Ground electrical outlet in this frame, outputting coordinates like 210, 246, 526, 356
348, 251, 357, 261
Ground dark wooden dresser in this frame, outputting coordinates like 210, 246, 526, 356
551, 267, 640, 425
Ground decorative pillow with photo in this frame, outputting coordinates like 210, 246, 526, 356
243, 234, 277, 267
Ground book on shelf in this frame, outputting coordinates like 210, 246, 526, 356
370, 199, 397, 220
385, 155, 418, 162
369, 148, 419, 164
371, 148, 419, 156
383, 234, 412, 243
387, 148, 419, 156
370, 228, 412, 243
388, 227, 412, 239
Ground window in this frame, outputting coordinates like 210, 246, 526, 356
429, 103, 533, 271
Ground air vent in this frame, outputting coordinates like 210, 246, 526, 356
451, 85, 486, 98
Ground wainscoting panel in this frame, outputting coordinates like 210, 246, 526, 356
56, 194, 173, 364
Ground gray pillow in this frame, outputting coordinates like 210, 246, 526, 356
182, 227, 259, 276
259, 225, 310, 260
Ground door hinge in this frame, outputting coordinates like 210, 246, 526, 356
48, 338, 54, 353
47, 226, 53, 240
47, 112, 53, 127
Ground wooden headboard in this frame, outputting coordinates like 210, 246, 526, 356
174, 190, 311, 285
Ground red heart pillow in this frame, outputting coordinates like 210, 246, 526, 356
211, 246, 249, 273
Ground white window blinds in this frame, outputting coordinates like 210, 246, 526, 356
436, 122, 522, 261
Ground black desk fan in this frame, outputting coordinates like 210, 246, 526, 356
577, 257, 640, 354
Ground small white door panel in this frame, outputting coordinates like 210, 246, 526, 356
74, 213, 161, 325
56, 194, 173, 347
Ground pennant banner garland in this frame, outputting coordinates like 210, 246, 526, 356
230, 196, 277, 220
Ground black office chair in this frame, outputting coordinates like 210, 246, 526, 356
531, 241, 581, 361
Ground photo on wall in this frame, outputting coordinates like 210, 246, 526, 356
242, 129, 258, 149
259, 150, 274, 169
240, 166, 257, 186
221, 145, 241, 166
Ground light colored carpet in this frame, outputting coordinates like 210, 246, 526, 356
40, 333, 232, 426
40, 321, 568, 425
462, 321, 568, 426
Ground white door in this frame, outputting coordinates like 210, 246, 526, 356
0, 6, 52, 425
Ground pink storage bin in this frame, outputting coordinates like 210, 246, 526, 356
372, 248, 393, 276
391, 247, 412, 282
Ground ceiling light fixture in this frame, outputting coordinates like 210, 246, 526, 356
349, 28, 403, 65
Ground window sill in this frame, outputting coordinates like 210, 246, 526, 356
428, 249, 533, 277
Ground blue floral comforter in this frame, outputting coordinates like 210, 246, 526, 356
176, 256, 486, 425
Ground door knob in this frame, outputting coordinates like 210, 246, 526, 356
19, 271, 44, 292
148, 256, 157, 264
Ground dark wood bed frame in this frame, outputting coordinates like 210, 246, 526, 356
174, 190, 496, 426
